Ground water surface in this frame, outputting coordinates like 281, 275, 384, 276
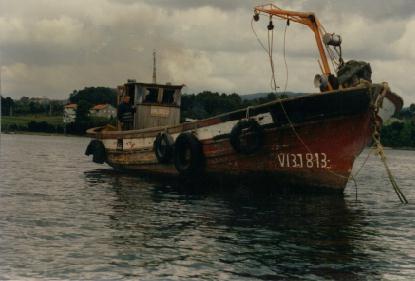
0, 134, 414, 280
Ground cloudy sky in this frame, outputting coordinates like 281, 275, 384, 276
0, 0, 414, 104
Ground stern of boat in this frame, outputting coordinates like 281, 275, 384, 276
85, 124, 118, 164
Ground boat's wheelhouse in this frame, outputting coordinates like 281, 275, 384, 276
117, 80, 184, 130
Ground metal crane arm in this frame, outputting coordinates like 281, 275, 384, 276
254, 4, 331, 76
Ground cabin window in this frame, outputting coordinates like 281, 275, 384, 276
126, 84, 135, 104
162, 89, 175, 104
143, 88, 158, 103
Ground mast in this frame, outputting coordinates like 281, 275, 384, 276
0, 64, 2, 129
152, 49, 157, 84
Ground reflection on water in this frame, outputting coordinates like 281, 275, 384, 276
0, 134, 414, 280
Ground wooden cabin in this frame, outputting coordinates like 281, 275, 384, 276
117, 80, 184, 130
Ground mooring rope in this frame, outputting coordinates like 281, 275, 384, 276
372, 83, 408, 203
374, 139, 408, 203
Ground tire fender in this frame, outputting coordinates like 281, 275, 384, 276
173, 132, 205, 176
85, 139, 106, 164
153, 132, 174, 164
230, 119, 264, 155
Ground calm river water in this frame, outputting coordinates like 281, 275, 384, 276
0, 133, 414, 280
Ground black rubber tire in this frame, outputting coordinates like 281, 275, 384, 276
173, 132, 205, 177
230, 119, 263, 155
85, 139, 106, 164
154, 132, 174, 164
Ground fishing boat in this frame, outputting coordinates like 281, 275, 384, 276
85, 4, 403, 192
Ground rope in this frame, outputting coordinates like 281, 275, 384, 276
246, 106, 251, 119
371, 83, 408, 203
352, 147, 375, 178
268, 23, 278, 91
282, 23, 289, 93
251, 17, 268, 54
251, 17, 279, 91
373, 136, 408, 203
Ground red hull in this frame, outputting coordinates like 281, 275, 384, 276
202, 113, 372, 190
86, 84, 402, 192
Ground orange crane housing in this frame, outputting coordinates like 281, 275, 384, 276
254, 4, 333, 78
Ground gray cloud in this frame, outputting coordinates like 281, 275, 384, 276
0, 0, 414, 104
116, 0, 251, 11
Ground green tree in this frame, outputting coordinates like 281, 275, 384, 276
29, 101, 43, 114
180, 91, 290, 121
1, 97, 14, 116
49, 101, 64, 115
69, 87, 116, 106
399, 122, 412, 147
75, 100, 91, 123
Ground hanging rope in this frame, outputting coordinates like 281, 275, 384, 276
268, 21, 278, 91
372, 83, 408, 203
246, 106, 251, 119
352, 147, 375, 178
251, 17, 279, 91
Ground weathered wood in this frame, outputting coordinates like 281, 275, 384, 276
134, 104, 180, 129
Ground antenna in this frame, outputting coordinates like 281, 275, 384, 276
0, 64, 2, 133
0, 63, 2, 98
152, 49, 157, 84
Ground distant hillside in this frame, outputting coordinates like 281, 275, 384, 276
241, 92, 305, 100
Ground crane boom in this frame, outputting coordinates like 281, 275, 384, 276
254, 4, 332, 76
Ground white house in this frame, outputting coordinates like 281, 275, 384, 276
63, 103, 77, 123
89, 104, 116, 119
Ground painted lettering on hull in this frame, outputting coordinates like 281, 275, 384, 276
275, 153, 331, 169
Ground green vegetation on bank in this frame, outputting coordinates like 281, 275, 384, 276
381, 121, 415, 148
380, 105, 415, 148
1, 96, 64, 116
1, 88, 415, 149
69, 87, 117, 108
2, 115, 64, 134
1, 87, 118, 135
180, 92, 284, 120
1, 90, 284, 135
2, 115, 112, 134
2, 115, 63, 126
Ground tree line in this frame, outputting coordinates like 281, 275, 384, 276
180, 92, 285, 120
1, 88, 415, 149
381, 105, 415, 148
1, 87, 118, 134
1, 96, 64, 116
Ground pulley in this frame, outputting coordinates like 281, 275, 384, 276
314, 74, 329, 91
253, 11, 259, 22
323, 33, 342, 47
267, 20, 274, 30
